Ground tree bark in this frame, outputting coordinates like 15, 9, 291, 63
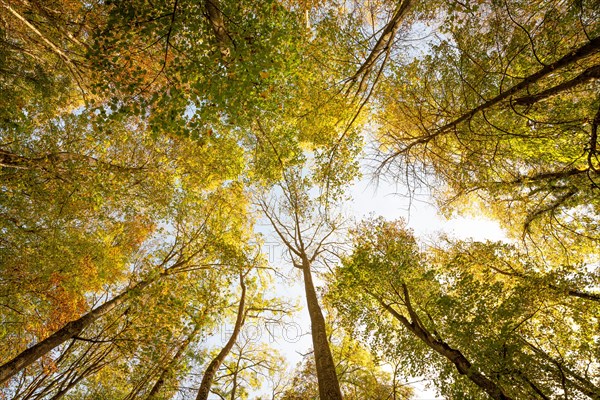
348, 0, 412, 94
301, 257, 343, 400
195, 273, 246, 400
513, 64, 600, 106
204, 0, 230, 58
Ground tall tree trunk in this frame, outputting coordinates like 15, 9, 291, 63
0, 274, 162, 385
301, 257, 343, 400
195, 273, 246, 400
204, 0, 230, 58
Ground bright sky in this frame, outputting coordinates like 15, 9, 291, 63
350, 170, 506, 242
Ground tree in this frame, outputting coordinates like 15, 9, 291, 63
243, 4, 373, 394
258, 166, 345, 400
0, 197, 240, 385
0, 104, 251, 391
375, 0, 600, 253
253, 98, 363, 397
0, 0, 95, 124
330, 217, 600, 400
192, 245, 293, 400
196, 271, 248, 400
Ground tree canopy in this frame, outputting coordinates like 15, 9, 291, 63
1, 0, 599, 399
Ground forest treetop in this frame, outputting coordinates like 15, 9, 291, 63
1, 0, 598, 399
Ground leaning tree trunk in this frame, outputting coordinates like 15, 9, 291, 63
0, 273, 163, 385
373, 286, 514, 400
400, 35, 600, 150
195, 273, 246, 400
301, 256, 343, 400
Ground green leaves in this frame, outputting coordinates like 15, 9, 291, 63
3, 0, 600, 398
330, 218, 600, 399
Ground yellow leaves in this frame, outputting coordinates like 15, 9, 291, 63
123, 216, 156, 249
278, 0, 327, 12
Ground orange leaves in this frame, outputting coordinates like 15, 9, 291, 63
121, 217, 156, 251
14, 272, 88, 343
44, 273, 88, 335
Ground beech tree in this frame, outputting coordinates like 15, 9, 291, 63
252, 94, 363, 398
375, 0, 600, 253
330, 217, 600, 400
258, 166, 347, 400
